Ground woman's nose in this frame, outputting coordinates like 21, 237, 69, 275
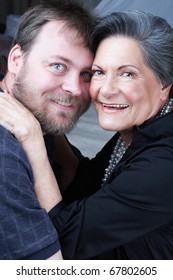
99, 77, 119, 97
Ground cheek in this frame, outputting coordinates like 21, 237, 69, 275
89, 82, 98, 100
124, 84, 146, 104
28, 64, 57, 89
83, 83, 90, 97
37, 76, 60, 92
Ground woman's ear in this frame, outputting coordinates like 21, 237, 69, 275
160, 84, 172, 101
8, 44, 23, 74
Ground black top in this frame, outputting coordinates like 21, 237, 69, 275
0, 74, 4, 81
49, 112, 173, 259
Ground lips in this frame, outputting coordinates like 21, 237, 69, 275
49, 96, 74, 107
55, 100, 72, 107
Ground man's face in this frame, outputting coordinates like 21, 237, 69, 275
11, 20, 93, 134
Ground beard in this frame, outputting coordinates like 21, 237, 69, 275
12, 67, 90, 135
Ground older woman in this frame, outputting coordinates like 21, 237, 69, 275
0, 11, 173, 259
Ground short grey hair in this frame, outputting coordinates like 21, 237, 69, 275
90, 11, 173, 89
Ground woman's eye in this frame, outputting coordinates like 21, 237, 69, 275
121, 72, 133, 78
53, 63, 65, 72
92, 69, 103, 76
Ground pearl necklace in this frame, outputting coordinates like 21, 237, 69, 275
160, 98, 173, 116
102, 136, 126, 185
101, 97, 173, 186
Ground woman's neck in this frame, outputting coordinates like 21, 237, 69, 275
120, 129, 133, 149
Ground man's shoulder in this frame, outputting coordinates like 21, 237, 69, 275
0, 125, 30, 164
0, 125, 21, 149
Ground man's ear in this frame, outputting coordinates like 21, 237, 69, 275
160, 84, 172, 101
8, 44, 23, 74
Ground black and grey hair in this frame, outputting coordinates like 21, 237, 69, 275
12, 0, 95, 53
90, 11, 173, 89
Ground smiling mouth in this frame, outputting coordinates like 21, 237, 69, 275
50, 97, 73, 107
102, 103, 129, 109
56, 100, 73, 107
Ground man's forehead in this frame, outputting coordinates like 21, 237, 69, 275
38, 20, 83, 42
30, 20, 93, 67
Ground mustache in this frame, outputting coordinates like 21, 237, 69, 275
46, 93, 80, 106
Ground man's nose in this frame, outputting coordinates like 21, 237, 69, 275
61, 73, 82, 96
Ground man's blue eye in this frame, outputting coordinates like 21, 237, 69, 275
81, 71, 93, 82
81, 71, 92, 78
53, 64, 64, 71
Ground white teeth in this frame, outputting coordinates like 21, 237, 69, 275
49, 96, 72, 107
57, 101, 72, 106
102, 103, 128, 108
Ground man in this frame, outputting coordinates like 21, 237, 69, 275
0, 0, 94, 259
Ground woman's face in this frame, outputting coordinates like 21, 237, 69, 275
90, 36, 170, 132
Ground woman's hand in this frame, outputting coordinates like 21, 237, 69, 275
0, 91, 42, 144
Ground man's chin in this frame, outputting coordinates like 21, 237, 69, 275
36, 109, 81, 134
41, 118, 77, 135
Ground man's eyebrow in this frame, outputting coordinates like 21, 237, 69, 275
82, 66, 93, 71
48, 55, 71, 63
47, 55, 92, 70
